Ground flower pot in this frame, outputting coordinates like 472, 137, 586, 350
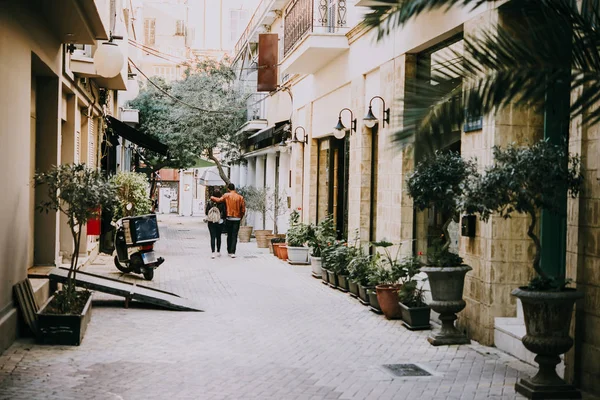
279, 246, 288, 261
337, 274, 349, 292
376, 284, 403, 320
327, 270, 338, 287
238, 226, 252, 243
512, 288, 584, 399
421, 265, 472, 346
358, 284, 373, 305
272, 243, 283, 258
266, 235, 276, 253
399, 302, 431, 331
37, 291, 93, 346
348, 280, 359, 298
255, 230, 272, 248
311, 257, 322, 278
321, 267, 330, 284
287, 246, 309, 264
367, 289, 381, 313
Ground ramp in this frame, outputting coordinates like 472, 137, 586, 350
49, 268, 202, 312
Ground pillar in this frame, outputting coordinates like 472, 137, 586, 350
265, 152, 277, 231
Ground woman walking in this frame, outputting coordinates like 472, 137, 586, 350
205, 189, 227, 259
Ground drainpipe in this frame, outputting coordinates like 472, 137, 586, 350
368, 125, 378, 254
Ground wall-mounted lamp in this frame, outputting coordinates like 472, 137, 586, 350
333, 108, 357, 139
279, 123, 292, 147
94, 35, 124, 79
363, 96, 390, 128
292, 126, 308, 144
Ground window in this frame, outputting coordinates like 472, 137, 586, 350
230, 9, 250, 43
144, 18, 156, 45
176, 20, 185, 36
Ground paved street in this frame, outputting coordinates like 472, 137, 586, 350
0, 215, 593, 400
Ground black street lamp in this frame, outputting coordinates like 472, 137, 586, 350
333, 108, 357, 139
363, 96, 390, 128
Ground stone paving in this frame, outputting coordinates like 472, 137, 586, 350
0, 215, 595, 400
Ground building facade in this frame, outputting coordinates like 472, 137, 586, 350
0, 0, 138, 354
231, 0, 600, 393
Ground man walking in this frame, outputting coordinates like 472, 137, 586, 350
210, 183, 246, 258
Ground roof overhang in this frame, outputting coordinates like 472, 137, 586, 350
106, 116, 169, 156
34, 0, 109, 44
235, 119, 268, 136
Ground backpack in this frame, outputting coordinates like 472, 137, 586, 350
207, 203, 221, 223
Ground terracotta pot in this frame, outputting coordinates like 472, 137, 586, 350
265, 235, 276, 253
279, 245, 288, 261
421, 265, 472, 345
376, 284, 402, 320
512, 288, 584, 398
238, 226, 252, 243
272, 243, 283, 258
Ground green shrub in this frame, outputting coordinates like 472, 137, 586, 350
111, 171, 153, 220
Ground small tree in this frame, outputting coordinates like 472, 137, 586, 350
406, 151, 478, 258
34, 164, 116, 313
111, 171, 153, 220
286, 211, 309, 247
464, 140, 583, 289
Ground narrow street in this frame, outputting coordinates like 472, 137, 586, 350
0, 216, 586, 400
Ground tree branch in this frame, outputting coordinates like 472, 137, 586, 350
207, 148, 231, 186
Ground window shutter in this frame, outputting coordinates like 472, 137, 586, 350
88, 117, 96, 167
75, 130, 81, 163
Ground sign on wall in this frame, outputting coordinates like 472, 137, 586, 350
258, 34, 278, 92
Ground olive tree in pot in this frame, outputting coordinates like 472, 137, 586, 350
286, 211, 310, 263
34, 164, 116, 345
464, 141, 583, 396
407, 151, 478, 345
307, 215, 336, 278
398, 257, 430, 330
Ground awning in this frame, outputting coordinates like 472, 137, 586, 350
106, 116, 169, 156
246, 120, 289, 146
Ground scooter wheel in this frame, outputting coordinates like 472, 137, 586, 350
114, 255, 133, 273
143, 269, 154, 281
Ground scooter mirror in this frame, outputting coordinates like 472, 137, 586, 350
126, 203, 133, 211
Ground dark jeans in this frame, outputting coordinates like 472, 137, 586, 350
208, 222, 222, 253
226, 219, 241, 254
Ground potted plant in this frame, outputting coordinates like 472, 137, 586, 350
407, 150, 478, 345
464, 140, 583, 394
398, 256, 431, 330
322, 240, 344, 287
286, 211, 310, 264
34, 163, 116, 345
371, 241, 404, 320
307, 215, 336, 278
366, 264, 386, 313
271, 237, 286, 258
236, 186, 256, 242
348, 247, 373, 300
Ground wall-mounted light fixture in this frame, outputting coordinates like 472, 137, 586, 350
292, 126, 308, 144
363, 96, 390, 128
333, 108, 357, 139
94, 35, 124, 78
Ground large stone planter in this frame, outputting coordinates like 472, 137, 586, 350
376, 284, 402, 320
421, 265, 472, 346
37, 291, 93, 346
287, 246, 309, 264
238, 226, 252, 243
254, 230, 272, 248
311, 257, 322, 278
512, 288, 584, 399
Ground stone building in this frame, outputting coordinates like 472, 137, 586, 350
0, 0, 138, 354
231, 0, 600, 394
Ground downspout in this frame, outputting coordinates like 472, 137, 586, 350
369, 125, 378, 253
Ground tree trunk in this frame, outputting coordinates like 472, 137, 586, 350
441, 214, 453, 253
207, 148, 231, 186
527, 210, 546, 280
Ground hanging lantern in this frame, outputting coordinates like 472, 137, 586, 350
94, 41, 124, 78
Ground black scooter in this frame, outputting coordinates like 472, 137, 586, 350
113, 212, 164, 280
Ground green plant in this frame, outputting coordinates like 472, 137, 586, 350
322, 240, 350, 274
286, 210, 309, 247
271, 237, 286, 244
348, 244, 374, 286
464, 140, 583, 289
111, 171, 153, 220
34, 164, 116, 313
397, 256, 427, 307
372, 240, 405, 283
307, 214, 337, 257
238, 186, 266, 227
426, 238, 464, 268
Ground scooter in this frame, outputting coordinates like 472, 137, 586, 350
113, 210, 165, 281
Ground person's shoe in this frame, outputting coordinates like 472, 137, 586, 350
231, 254, 236, 258
216, 252, 221, 257
211, 253, 216, 259
228, 254, 233, 258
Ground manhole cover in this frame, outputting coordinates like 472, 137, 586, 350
382, 364, 431, 377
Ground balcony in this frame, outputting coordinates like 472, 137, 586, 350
280, 0, 350, 75
69, 43, 127, 90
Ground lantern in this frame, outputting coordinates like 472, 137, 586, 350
94, 41, 124, 78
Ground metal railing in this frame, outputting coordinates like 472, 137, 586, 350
234, 0, 274, 57
284, 0, 347, 56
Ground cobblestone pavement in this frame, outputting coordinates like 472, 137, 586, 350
0, 216, 595, 400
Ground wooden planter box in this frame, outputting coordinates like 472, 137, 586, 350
37, 292, 93, 346
399, 302, 431, 330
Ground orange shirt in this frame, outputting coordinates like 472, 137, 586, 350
211, 191, 246, 219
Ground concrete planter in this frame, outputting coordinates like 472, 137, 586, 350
367, 288, 381, 313
327, 270, 338, 287
37, 291, 92, 346
348, 280, 359, 297
337, 274, 349, 292
421, 265, 472, 345
238, 226, 252, 243
512, 288, 584, 399
254, 230, 272, 248
321, 267, 330, 283
358, 284, 373, 305
399, 302, 431, 331
287, 246, 309, 263
311, 257, 322, 278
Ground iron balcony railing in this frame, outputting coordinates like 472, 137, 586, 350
284, 0, 347, 56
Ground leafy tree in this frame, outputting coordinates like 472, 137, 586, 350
111, 171, 153, 220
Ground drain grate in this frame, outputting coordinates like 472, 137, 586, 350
382, 364, 431, 377
243, 255, 258, 259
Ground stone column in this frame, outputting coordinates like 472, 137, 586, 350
231, 163, 241, 187
238, 162, 248, 188
278, 150, 291, 233
246, 157, 256, 187
265, 152, 277, 231
255, 155, 266, 230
